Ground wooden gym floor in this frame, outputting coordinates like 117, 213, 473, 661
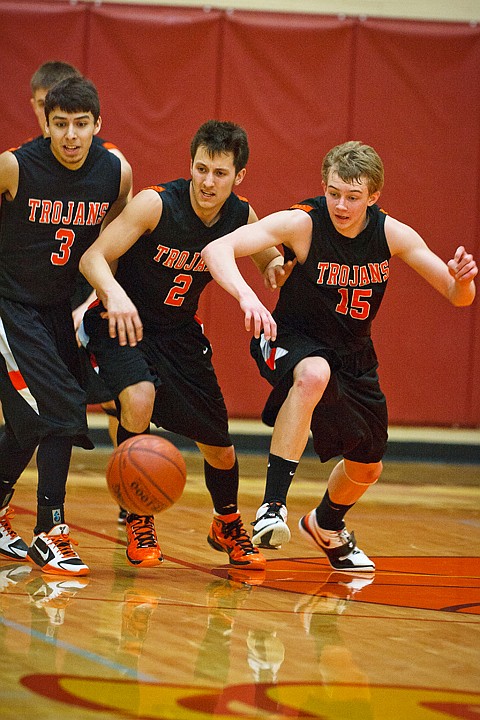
0, 424, 479, 720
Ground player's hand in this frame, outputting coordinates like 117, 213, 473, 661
447, 246, 478, 283
100, 289, 143, 346
263, 258, 297, 291
239, 294, 277, 341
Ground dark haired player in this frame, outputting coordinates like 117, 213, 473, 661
25, 60, 133, 523
80, 120, 282, 571
0, 76, 132, 575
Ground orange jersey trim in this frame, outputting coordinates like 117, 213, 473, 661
145, 185, 166, 193
290, 203, 314, 212
101, 141, 119, 151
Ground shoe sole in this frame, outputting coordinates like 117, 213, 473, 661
207, 535, 266, 570
252, 522, 291, 549
298, 516, 375, 573
126, 552, 163, 568
0, 548, 28, 561
26, 555, 90, 576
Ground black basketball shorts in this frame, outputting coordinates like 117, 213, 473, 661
0, 297, 91, 449
251, 330, 388, 464
82, 305, 232, 448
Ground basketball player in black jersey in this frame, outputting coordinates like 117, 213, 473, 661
0, 76, 132, 575
202, 140, 477, 573
80, 120, 283, 572
28, 62, 131, 495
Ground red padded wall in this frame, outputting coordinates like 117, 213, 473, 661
86, 4, 223, 192
351, 19, 480, 424
1, 2, 479, 426
0, 2, 88, 149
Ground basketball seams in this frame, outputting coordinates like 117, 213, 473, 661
106, 434, 186, 515
126, 454, 176, 505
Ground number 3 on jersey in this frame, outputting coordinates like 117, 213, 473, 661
164, 274, 193, 306
336, 288, 372, 319
51, 228, 75, 266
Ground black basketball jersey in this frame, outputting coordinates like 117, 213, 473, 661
0, 136, 121, 306
274, 196, 390, 351
115, 178, 250, 331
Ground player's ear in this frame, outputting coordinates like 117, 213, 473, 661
234, 168, 246, 186
44, 121, 51, 137
368, 191, 381, 206
93, 115, 102, 135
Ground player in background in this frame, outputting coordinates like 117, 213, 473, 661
0, 76, 132, 575
202, 140, 477, 573
80, 120, 283, 571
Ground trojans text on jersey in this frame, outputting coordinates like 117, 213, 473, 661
153, 245, 208, 272
316, 261, 389, 287
28, 199, 110, 226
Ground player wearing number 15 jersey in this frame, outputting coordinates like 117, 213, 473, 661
80, 120, 283, 571
0, 76, 131, 575
202, 140, 477, 572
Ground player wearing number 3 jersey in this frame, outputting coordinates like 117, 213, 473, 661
202, 140, 477, 573
0, 77, 131, 575
80, 120, 283, 570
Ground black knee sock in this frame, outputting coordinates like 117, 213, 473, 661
35, 435, 73, 533
263, 453, 299, 506
116, 423, 150, 446
204, 458, 239, 516
0, 426, 36, 507
315, 489, 354, 531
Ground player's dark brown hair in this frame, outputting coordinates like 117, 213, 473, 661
190, 120, 249, 174
44, 76, 101, 124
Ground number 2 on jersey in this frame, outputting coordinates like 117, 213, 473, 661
164, 274, 193, 306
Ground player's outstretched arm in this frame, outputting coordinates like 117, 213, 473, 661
202, 214, 289, 341
80, 189, 161, 346
386, 217, 477, 307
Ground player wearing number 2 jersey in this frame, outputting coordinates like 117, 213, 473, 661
80, 120, 283, 571
0, 76, 131, 575
202, 140, 477, 573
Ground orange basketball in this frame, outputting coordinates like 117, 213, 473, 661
106, 435, 186, 515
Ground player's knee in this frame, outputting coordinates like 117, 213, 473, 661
293, 360, 330, 403
119, 381, 155, 432
200, 443, 236, 470
345, 459, 383, 486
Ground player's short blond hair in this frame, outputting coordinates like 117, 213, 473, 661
322, 141, 384, 195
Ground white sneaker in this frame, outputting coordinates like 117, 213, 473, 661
0, 506, 28, 561
27, 524, 89, 576
251, 502, 290, 549
299, 510, 375, 572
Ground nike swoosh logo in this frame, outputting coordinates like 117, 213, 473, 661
35, 545, 52, 562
